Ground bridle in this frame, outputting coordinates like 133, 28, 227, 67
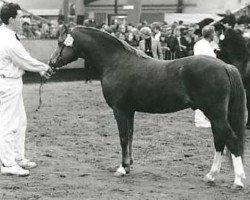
50, 43, 67, 73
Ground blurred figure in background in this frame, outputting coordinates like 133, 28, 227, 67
237, 10, 250, 27
138, 26, 163, 59
116, 31, 126, 40
152, 23, 161, 41
125, 31, 139, 47
21, 21, 35, 39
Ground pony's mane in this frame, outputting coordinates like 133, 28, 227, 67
72, 26, 150, 59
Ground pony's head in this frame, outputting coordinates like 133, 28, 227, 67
49, 24, 80, 71
217, 25, 249, 64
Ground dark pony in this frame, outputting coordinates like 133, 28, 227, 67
216, 24, 250, 127
49, 26, 246, 188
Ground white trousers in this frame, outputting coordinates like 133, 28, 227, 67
0, 77, 26, 167
195, 109, 210, 127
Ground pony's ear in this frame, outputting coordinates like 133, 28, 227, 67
58, 24, 69, 44
63, 24, 69, 34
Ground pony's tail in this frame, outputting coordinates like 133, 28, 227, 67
224, 64, 246, 159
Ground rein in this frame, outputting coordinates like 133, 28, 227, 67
35, 45, 65, 111
35, 77, 46, 111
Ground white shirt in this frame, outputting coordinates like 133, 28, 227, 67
154, 31, 161, 41
193, 38, 216, 58
0, 25, 49, 78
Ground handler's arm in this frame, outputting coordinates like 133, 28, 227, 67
8, 41, 49, 72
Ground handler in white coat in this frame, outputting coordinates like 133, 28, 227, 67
193, 25, 217, 128
0, 3, 51, 176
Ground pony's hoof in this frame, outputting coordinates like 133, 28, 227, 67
231, 183, 244, 190
114, 165, 126, 177
203, 175, 215, 186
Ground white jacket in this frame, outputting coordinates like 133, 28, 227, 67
0, 25, 49, 78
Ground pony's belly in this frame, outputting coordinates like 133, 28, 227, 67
133, 100, 190, 114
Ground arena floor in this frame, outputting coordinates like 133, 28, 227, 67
1, 81, 250, 200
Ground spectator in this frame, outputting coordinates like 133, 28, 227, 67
117, 24, 127, 34
237, 10, 250, 26
152, 23, 161, 41
21, 22, 35, 39
83, 19, 97, 28
138, 26, 163, 59
40, 22, 50, 38
185, 27, 197, 56
125, 31, 139, 47
116, 31, 126, 40
31, 23, 42, 39
131, 27, 141, 43
165, 27, 180, 58
175, 27, 188, 57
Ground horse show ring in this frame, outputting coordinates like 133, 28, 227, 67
1, 80, 250, 199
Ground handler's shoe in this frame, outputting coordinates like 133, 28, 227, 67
17, 159, 37, 169
1, 164, 29, 177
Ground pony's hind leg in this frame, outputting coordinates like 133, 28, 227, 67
204, 117, 227, 183
204, 114, 231, 182
204, 151, 223, 183
231, 154, 246, 188
207, 116, 246, 188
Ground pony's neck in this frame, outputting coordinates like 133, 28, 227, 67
77, 29, 132, 75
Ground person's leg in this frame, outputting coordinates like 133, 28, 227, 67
0, 79, 22, 167
14, 81, 37, 169
14, 94, 27, 161
0, 78, 29, 176
195, 109, 211, 128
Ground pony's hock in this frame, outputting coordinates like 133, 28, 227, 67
49, 25, 247, 188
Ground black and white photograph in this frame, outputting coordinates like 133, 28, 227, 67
0, 0, 250, 199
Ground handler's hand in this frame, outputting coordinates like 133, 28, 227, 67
40, 70, 52, 79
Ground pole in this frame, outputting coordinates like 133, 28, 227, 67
63, 0, 69, 24
75, 0, 85, 25
177, 0, 183, 13
126, 0, 142, 26
114, 0, 118, 14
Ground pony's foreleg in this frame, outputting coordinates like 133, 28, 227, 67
204, 151, 223, 183
113, 109, 132, 176
231, 154, 246, 188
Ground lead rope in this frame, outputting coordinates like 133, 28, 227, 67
35, 77, 46, 112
